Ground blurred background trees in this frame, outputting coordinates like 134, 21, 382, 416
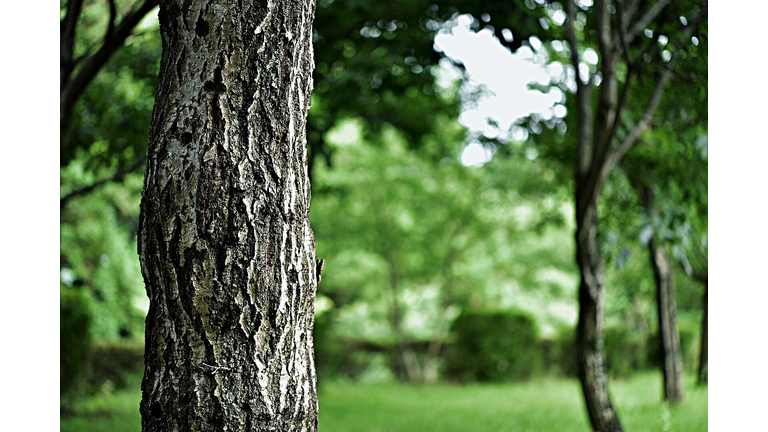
60, 0, 707, 429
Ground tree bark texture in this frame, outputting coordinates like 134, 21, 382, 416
575, 202, 623, 432
648, 238, 684, 404
137, 0, 318, 430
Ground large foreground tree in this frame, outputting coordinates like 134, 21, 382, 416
137, 0, 319, 430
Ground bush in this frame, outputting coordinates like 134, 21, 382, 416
84, 339, 145, 392
62, 282, 144, 403
61, 285, 93, 398
445, 310, 542, 382
313, 312, 362, 380
604, 326, 651, 378
549, 327, 578, 378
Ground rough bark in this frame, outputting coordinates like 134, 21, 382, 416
649, 238, 684, 404
137, 0, 318, 430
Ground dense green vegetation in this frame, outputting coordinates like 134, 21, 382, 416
60, 0, 707, 429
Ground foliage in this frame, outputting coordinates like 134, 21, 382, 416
309, 117, 580, 382
549, 326, 578, 377
65, 27, 160, 171
61, 284, 94, 399
313, 311, 358, 379
309, 0, 551, 170
60, 161, 146, 342
61, 0, 160, 171
445, 310, 543, 382
603, 325, 652, 378
58, 0, 708, 406
84, 340, 146, 392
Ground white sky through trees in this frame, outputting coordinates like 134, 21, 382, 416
434, 14, 566, 166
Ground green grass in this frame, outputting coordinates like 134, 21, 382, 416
61, 372, 706, 431
319, 373, 707, 432
61, 388, 142, 432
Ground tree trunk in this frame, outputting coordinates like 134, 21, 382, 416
137, 0, 318, 430
697, 280, 708, 385
575, 203, 624, 432
649, 238, 684, 404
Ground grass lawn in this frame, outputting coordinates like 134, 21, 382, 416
61, 372, 706, 431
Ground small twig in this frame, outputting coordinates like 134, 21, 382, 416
315, 259, 325, 285
198, 362, 232, 373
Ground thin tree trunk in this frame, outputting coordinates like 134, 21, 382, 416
575, 204, 624, 432
567, 1, 623, 426
138, 0, 318, 430
697, 280, 708, 385
565, 1, 705, 428
649, 238, 684, 404
676, 264, 707, 386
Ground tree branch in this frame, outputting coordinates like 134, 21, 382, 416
608, 27, 663, 155
607, 65, 637, 147
626, 0, 672, 45
621, 0, 642, 30
60, 156, 146, 210
591, 0, 619, 178
598, 3, 706, 185
60, 0, 160, 151
106, 0, 118, 46
61, 0, 85, 89
600, 65, 670, 182
616, 1, 634, 66
566, 0, 593, 177
566, 0, 586, 87
676, 257, 707, 284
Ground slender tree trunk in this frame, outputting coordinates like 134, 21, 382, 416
137, 0, 318, 430
697, 280, 708, 385
565, 1, 705, 428
575, 202, 624, 432
649, 238, 684, 404
634, 183, 685, 403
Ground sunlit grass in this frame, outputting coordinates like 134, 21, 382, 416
60, 388, 142, 432
60, 372, 706, 431
319, 373, 706, 432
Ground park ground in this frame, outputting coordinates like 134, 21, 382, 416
61, 372, 706, 431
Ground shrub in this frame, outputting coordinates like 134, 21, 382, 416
314, 312, 361, 380
549, 327, 578, 378
445, 310, 542, 382
604, 326, 651, 378
84, 339, 145, 392
61, 285, 94, 399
